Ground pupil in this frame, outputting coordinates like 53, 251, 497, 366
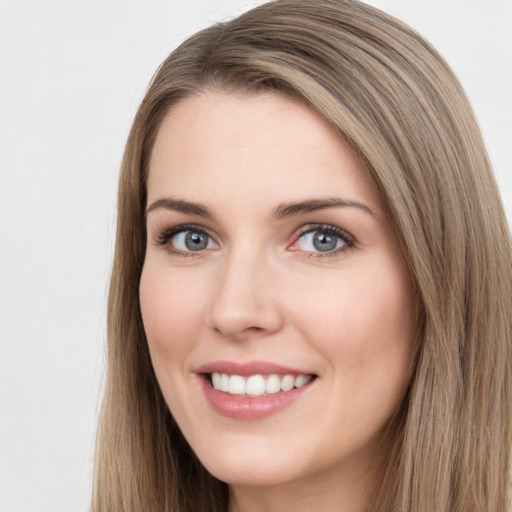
313, 232, 337, 252
185, 232, 208, 251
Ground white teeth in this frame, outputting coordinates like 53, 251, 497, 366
294, 375, 312, 388
229, 375, 246, 395
246, 375, 266, 396
210, 372, 313, 396
280, 374, 295, 392
265, 374, 281, 394
211, 372, 221, 390
220, 373, 230, 392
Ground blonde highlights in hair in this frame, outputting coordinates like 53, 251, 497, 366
92, 1, 512, 510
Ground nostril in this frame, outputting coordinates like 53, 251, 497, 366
212, 324, 266, 338
244, 326, 264, 333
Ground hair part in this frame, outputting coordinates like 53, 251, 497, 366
92, 1, 512, 510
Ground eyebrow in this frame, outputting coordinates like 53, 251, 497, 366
146, 196, 376, 220
272, 198, 376, 219
146, 198, 213, 218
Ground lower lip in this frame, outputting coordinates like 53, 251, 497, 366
200, 376, 314, 420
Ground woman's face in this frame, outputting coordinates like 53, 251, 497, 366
140, 91, 416, 500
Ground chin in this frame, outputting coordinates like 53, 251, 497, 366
204, 456, 301, 487
186, 431, 305, 486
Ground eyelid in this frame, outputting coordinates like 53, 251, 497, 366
294, 223, 355, 241
289, 223, 356, 256
152, 222, 356, 258
153, 223, 219, 253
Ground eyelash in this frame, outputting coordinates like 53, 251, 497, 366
294, 224, 356, 258
153, 223, 356, 259
155, 224, 214, 257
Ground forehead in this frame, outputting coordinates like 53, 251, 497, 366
147, 90, 382, 215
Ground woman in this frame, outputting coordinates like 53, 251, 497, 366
92, 1, 512, 511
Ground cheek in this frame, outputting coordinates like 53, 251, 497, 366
291, 259, 416, 382
139, 263, 205, 360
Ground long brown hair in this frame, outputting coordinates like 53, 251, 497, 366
92, 1, 512, 510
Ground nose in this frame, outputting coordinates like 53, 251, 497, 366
207, 249, 284, 340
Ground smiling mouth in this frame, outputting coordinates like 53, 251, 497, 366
206, 372, 316, 397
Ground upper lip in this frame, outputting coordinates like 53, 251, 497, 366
196, 360, 314, 377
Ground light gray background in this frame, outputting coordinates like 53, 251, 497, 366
0, 1, 510, 511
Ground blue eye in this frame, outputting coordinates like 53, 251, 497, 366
171, 230, 216, 252
156, 225, 218, 254
295, 227, 352, 254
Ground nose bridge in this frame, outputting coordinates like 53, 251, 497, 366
207, 243, 283, 338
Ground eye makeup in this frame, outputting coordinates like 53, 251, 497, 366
289, 223, 356, 258
152, 220, 357, 260
153, 223, 218, 257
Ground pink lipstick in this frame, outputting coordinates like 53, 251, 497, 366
197, 360, 316, 420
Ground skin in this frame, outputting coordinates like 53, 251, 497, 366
140, 90, 417, 512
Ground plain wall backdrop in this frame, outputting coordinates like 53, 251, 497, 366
0, 1, 510, 511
